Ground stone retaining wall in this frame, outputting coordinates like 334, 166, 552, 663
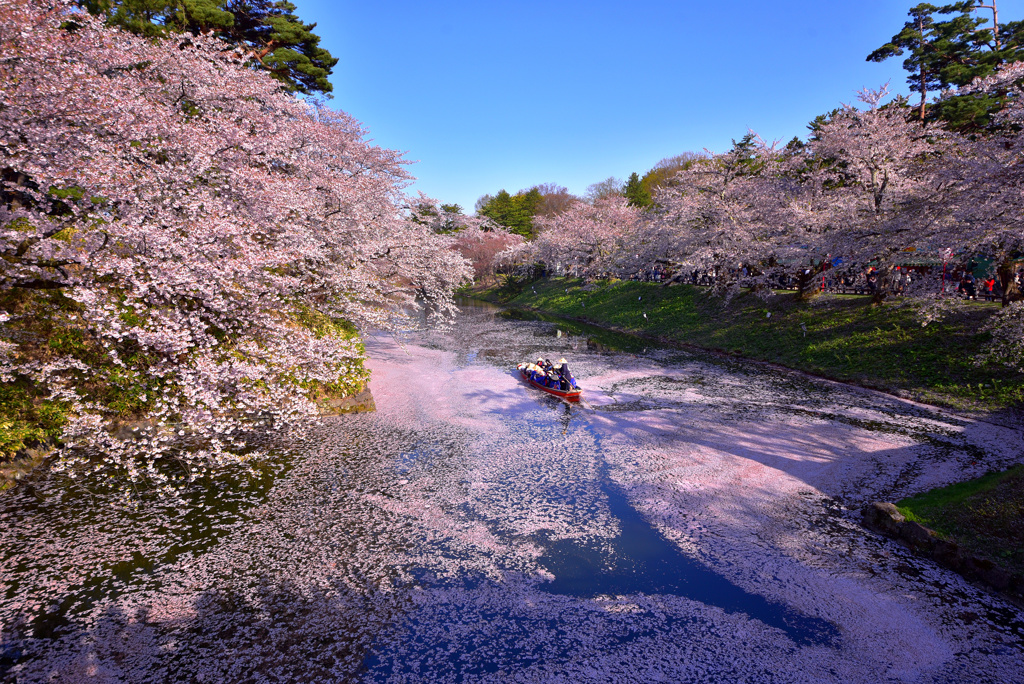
863, 501, 1023, 607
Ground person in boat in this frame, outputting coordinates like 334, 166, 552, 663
524, 362, 541, 382
554, 358, 578, 390
529, 361, 547, 385
531, 358, 550, 386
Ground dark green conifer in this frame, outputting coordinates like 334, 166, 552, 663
623, 172, 652, 209
477, 188, 543, 239
80, 0, 338, 95
867, 2, 1024, 132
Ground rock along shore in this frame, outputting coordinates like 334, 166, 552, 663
863, 501, 1024, 608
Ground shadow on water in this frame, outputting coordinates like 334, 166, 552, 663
537, 477, 839, 647
517, 395, 839, 648
1, 580, 393, 683
0, 451, 295, 681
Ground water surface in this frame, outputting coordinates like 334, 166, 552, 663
2, 298, 1023, 682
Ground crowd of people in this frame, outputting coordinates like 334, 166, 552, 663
652, 264, 1024, 300
813, 265, 1024, 300
523, 260, 1023, 302
947, 271, 1023, 301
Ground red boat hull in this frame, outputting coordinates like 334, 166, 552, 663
518, 365, 582, 402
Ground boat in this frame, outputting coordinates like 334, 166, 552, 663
517, 362, 582, 402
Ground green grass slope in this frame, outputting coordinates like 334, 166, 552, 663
470, 277, 1024, 413
898, 465, 1024, 575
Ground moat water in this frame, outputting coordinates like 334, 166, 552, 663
2, 298, 1023, 682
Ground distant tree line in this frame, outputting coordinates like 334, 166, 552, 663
454, 2, 1024, 374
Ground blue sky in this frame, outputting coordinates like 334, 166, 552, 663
296, 1, 1011, 213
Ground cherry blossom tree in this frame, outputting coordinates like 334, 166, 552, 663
448, 224, 524, 280
933, 62, 1024, 370
0, 0, 470, 495
801, 86, 954, 301
937, 62, 1024, 306
405, 193, 522, 280
530, 196, 643, 280
645, 134, 807, 297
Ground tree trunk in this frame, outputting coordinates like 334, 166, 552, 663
872, 265, 895, 305
982, 1, 1001, 50
997, 257, 1021, 307
919, 15, 928, 121
2, 169, 31, 210
796, 267, 819, 301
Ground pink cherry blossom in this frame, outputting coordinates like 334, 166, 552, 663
0, 0, 471, 491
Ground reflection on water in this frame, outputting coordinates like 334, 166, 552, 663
497, 306, 650, 354
1, 296, 1022, 682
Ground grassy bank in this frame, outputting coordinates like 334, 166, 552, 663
897, 465, 1024, 576
469, 276, 1024, 413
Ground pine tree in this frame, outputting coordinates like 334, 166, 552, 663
477, 189, 543, 239
623, 172, 652, 209
225, 1, 337, 96
81, 0, 338, 95
867, 3, 951, 121
868, 2, 1024, 131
